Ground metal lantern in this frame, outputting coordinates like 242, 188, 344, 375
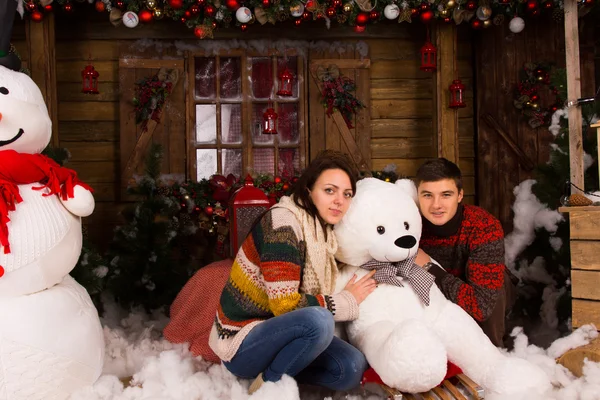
419, 40, 437, 72
448, 79, 466, 109
228, 175, 271, 257
263, 106, 278, 134
277, 68, 294, 96
81, 64, 100, 94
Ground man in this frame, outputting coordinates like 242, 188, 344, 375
414, 158, 516, 347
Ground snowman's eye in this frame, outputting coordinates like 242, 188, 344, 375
0, 87, 8, 95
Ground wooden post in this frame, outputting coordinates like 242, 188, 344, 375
564, 0, 584, 193
433, 23, 459, 164
593, 122, 600, 189
25, 14, 58, 147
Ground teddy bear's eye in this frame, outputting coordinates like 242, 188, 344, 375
404, 222, 410, 230
377, 226, 385, 235
0, 87, 8, 95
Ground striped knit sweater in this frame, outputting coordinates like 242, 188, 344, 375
420, 204, 506, 322
208, 202, 358, 362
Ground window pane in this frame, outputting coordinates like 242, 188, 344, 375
277, 103, 299, 145
196, 149, 217, 181
250, 57, 273, 100
195, 57, 216, 99
277, 56, 298, 99
220, 57, 241, 100
221, 104, 242, 144
253, 148, 274, 175
251, 103, 274, 144
222, 149, 242, 177
279, 148, 301, 178
195, 105, 217, 144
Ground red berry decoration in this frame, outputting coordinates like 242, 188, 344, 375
30, 10, 43, 22
95, 1, 105, 12
420, 3, 429, 10
274, 176, 282, 184
190, 4, 200, 14
369, 10, 380, 20
326, 7, 336, 17
205, 4, 216, 16
466, 0, 477, 11
526, 0, 539, 11
240, 23, 248, 31
543, 0, 553, 8
63, 2, 73, 12
169, 0, 184, 8
282, 183, 290, 191
197, 0, 206, 4
226, 0, 240, 11
263, 0, 271, 7
411, 8, 419, 16
116, 0, 125, 8
294, 18, 302, 26
355, 12, 369, 26
471, 18, 482, 29
205, 206, 214, 215
302, 11, 311, 20
43, 4, 53, 12
420, 10, 433, 23
139, 9, 153, 23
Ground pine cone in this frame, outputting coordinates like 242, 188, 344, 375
337, 13, 348, 23
157, 186, 170, 196
568, 193, 593, 206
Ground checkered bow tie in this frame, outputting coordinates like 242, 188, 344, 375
359, 256, 435, 306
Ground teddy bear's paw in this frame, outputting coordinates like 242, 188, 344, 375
484, 356, 552, 399
373, 319, 447, 393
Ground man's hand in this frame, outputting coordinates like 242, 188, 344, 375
415, 248, 431, 268
344, 270, 377, 304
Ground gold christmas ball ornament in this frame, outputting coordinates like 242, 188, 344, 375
289, 1, 305, 17
153, 8, 163, 19
446, 0, 455, 8
343, 2, 353, 12
146, 0, 157, 9
439, 9, 449, 17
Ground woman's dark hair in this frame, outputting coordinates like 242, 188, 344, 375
291, 150, 360, 223
414, 158, 463, 191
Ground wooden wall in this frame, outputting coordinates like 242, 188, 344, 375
11, 12, 478, 249
475, 16, 596, 231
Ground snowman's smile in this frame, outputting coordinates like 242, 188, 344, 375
0, 129, 24, 147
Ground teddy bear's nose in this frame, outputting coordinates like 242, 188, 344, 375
394, 235, 417, 249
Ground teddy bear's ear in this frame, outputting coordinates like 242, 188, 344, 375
395, 179, 418, 204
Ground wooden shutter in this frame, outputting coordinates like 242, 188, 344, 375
119, 58, 186, 198
308, 50, 371, 171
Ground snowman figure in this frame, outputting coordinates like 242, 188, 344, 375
0, 4, 104, 398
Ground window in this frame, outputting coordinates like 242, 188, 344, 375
188, 51, 307, 181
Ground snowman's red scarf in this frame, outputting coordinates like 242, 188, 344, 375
0, 149, 92, 254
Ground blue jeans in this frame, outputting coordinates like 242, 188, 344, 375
223, 307, 368, 391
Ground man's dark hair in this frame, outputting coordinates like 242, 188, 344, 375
415, 158, 463, 191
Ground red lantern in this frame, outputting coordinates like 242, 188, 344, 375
228, 175, 270, 257
139, 9, 153, 23
81, 64, 100, 94
355, 12, 369, 26
263, 106, 278, 134
448, 79, 466, 109
30, 10, 44, 22
276, 68, 294, 96
419, 40, 437, 72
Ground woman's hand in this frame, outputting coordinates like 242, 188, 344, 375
415, 248, 431, 267
344, 270, 378, 304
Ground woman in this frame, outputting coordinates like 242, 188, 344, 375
209, 150, 377, 394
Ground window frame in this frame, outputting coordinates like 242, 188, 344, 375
185, 49, 308, 181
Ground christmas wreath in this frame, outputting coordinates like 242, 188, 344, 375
317, 65, 365, 129
133, 68, 178, 132
513, 62, 565, 128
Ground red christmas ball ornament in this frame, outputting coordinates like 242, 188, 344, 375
184, 10, 192, 18
354, 25, 366, 33
355, 12, 369, 25
543, 0, 553, 8
526, 0, 539, 11
116, 0, 125, 9
240, 23, 248, 31
420, 10, 433, 23
194, 25, 206, 38
169, 0, 184, 9
531, 94, 540, 102
205, 206, 214, 216
263, 0, 271, 6
471, 18, 482, 29
302, 11, 311, 20
443, 17, 451, 23
25, 1, 36, 12
139, 9, 153, 23
274, 176, 282, 184
326, 7, 336, 17
63, 2, 73, 12
43, 4, 52, 12
205, 4, 216, 16
333, 0, 342, 7
226, 0, 240, 11
197, 0, 206, 4
583, 0, 594, 5
466, 0, 477, 11
294, 18, 302, 26
95, 1, 105, 12
411, 8, 419, 16
30, 10, 43, 22
282, 183, 290, 191
369, 10, 380, 20
420, 3, 429, 10
190, 4, 200, 14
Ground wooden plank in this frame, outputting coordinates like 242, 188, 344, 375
371, 79, 433, 100
119, 58, 185, 69
56, 60, 118, 82
87, 182, 117, 202
85, 202, 127, 227
564, 0, 584, 193
482, 114, 535, 171
371, 99, 433, 119
367, 38, 423, 60
308, 48, 326, 160
64, 141, 117, 162
332, 111, 369, 171
372, 118, 433, 138
56, 40, 120, 61
569, 211, 600, 240
459, 137, 475, 158
60, 121, 119, 142
68, 161, 118, 183
571, 241, 600, 270
559, 206, 600, 213
371, 137, 435, 159
372, 59, 471, 80
572, 270, 600, 300
309, 59, 370, 70
58, 82, 119, 102
11, 40, 28, 62
58, 101, 118, 121
370, 157, 475, 177
441, 380, 466, 400
354, 60, 371, 170
432, 386, 452, 400
572, 298, 600, 328
26, 14, 58, 147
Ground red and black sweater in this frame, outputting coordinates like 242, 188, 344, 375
420, 204, 506, 322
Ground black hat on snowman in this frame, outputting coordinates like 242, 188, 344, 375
0, 0, 23, 72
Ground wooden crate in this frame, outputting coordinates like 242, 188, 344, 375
561, 207, 600, 328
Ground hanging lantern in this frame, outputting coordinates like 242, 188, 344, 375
81, 63, 100, 94
276, 68, 294, 96
419, 40, 437, 72
448, 79, 466, 109
263, 106, 278, 134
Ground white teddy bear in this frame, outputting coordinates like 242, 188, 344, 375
0, 65, 104, 399
334, 177, 552, 399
